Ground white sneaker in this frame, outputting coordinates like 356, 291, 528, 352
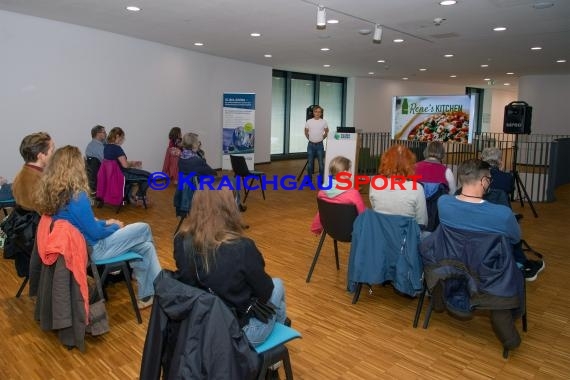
137, 296, 154, 310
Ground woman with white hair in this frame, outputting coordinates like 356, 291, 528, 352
481, 146, 515, 195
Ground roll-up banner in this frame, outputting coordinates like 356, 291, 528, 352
222, 93, 256, 170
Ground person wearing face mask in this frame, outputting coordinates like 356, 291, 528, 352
437, 159, 544, 280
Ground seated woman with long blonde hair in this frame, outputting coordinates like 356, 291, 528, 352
174, 187, 287, 346
34, 145, 161, 309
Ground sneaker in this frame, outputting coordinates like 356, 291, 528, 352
137, 296, 154, 310
524, 260, 545, 282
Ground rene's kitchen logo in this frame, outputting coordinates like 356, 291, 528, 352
402, 98, 463, 115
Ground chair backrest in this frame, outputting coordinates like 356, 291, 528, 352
421, 182, 448, 232
85, 156, 101, 193
230, 155, 251, 177
317, 198, 358, 242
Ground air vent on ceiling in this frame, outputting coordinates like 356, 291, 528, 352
429, 32, 460, 39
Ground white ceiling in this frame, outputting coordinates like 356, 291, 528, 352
1, 0, 569, 89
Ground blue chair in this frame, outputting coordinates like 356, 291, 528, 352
255, 322, 302, 380
0, 198, 16, 217
89, 251, 144, 324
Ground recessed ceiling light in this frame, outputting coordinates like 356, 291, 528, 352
126, 6, 141, 12
320, 47, 330, 51
530, 46, 542, 50
402, 77, 409, 80
368, 72, 375, 75
444, 54, 454, 58
439, 0, 457, 5
419, 68, 427, 71
327, 19, 339, 24
483, 78, 491, 81
480, 64, 489, 68
533, 2, 554, 9
450, 75, 457, 78
556, 59, 567, 63
323, 64, 331, 68
264, 54, 272, 58
377, 59, 386, 63
506, 72, 514, 75
393, 38, 404, 43
493, 27, 507, 31
504, 83, 511, 86
250, 33, 261, 37
194, 42, 204, 46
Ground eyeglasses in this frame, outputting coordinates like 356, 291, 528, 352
481, 175, 493, 184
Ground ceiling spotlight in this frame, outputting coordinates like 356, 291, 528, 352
439, 0, 457, 5
373, 25, 383, 44
368, 72, 375, 75
317, 5, 327, 29
402, 77, 409, 80
320, 47, 330, 51
506, 72, 514, 75
193, 42, 204, 46
531, 46, 542, 50
419, 68, 427, 71
393, 38, 404, 43
483, 78, 491, 81
493, 26, 507, 31
481, 64, 489, 68
504, 83, 511, 86
556, 59, 567, 63
126, 6, 141, 12
444, 54, 454, 58
250, 33, 261, 37
377, 59, 386, 63
327, 19, 339, 24
264, 54, 272, 58
323, 64, 331, 67
450, 75, 457, 78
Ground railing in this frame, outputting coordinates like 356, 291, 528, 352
357, 132, 570, 202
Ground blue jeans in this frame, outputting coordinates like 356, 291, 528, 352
307, 141, 325, 178
92, 222, 161, 299
243, 278, 287, 346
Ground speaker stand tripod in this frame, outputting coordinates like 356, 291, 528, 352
511, 135, 538, 218
297, 160, 309, 181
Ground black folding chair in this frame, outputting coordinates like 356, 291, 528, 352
306, 198, 358, 282
230, 155, 265, 203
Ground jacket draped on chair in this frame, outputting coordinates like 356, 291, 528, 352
140, 270, 259, 380
348, 209, 423, 297
96, 159, 125, 206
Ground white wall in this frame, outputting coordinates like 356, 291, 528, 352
518, 75, 570, 135
351, 77, 466, 132
487, 88, 518, 133
0, 10, 272, 179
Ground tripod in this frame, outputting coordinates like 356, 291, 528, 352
511, 135, 538, 218
297, 160, 309, 181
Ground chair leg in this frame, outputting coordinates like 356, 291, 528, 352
281, 347, 294, 380
333, 240, 340, 270
306, 232, 327, 282
413, 287, 427, 328
257, 175, 266, 200
121, 261, 142, 324
521, 239, 543, 259
243, 177, 251, 203
502, 348, 509, 359
90, 261, 105, 303
15, 276, 29, 298
174, 215, 186, 235
352, 283, 363, 304
423, 297, 434, 329
522, 275, 528, 332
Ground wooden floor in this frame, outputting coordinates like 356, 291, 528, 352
1, 159, 569, 379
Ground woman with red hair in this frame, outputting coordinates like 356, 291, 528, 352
369, 145, 427, 227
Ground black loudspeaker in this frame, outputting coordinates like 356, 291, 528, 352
306, 105, 323, 121
503, 101, 532, 134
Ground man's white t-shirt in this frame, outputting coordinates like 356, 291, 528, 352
305, 118, 329, 143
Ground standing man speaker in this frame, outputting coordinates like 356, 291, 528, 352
304, 105, 329, 181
